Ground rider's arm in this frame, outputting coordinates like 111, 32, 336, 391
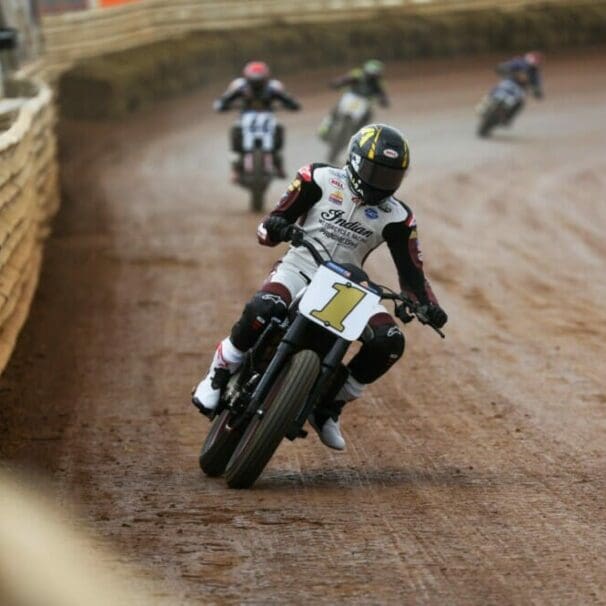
257, 164, 324, 246
330, 70, 359, 89
496, 59, 514, 76
269, 80, 301, 110
213, 78, 245, 111
382, 210, 438, 305
375, 78, 389, 108
529, 67, 543, 98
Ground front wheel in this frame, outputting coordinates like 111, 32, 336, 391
249, 148, 268, 213
477, 100, 503, 138
225, 350, 320, 489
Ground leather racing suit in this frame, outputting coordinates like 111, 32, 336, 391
229, 163, 440, 392
214, 78, 300, 177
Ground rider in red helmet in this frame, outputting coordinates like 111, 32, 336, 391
495, 51, 544, 125
214, 61, 301, 179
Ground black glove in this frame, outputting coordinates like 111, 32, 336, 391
425, 303, 448, 328
263, 216, 292, 243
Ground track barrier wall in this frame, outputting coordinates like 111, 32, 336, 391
49, 0, 606, 119
0, 77, 59, 374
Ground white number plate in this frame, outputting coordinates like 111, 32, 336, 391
299, 265, 380, 341
338, 92, 370, 121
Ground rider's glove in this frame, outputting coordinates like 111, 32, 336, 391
424, 303, 448, 328
213, 99, 226, 112
263, 216, 292, 243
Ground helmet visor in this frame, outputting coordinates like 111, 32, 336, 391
357, 158, 404, 192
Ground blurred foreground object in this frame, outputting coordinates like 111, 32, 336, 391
0, 470, 161, 606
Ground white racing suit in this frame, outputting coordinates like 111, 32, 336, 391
230, 163, 440, 391
193, 163, 443, 441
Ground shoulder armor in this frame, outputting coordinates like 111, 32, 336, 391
388, 197, 415, 226
269, 79, 285, 92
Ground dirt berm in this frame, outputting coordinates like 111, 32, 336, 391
58, 1, 606, 119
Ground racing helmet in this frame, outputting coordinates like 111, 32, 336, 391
243, 61, 271, 90
363, 59, 384, 77
346, 124, 410, 206
524, 51, 544, 66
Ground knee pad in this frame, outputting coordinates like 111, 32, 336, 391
372, 323, 405, 362
349, 318, 405, 384
230, 125, 243, 153
230, 289, 290, 351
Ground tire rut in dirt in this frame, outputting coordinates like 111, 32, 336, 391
225, 349, 320, 489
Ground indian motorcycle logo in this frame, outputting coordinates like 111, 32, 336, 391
319, 209, 374, 238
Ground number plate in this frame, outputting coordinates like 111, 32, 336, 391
299, 265, 380, 341
338, 92, 370, 121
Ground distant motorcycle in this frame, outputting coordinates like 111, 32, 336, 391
230, 110, 283, 212
198, 228, 444, 489
324, 92, 373, 163
476, 79, 526, 138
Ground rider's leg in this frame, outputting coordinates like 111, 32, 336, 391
230, 124, 244, 182
192, 261, 309, 415
192, 283, 292, 414
310, 312, 404, 450
271, 124, 286, 178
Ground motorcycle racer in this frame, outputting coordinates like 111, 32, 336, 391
214, 61, 301, 178
318, 60, 389, 140
192, 124, 447, 451
494, 51, 544, 125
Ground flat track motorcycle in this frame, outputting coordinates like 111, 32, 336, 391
198, 228, 444, 489
476, 78, 526, 138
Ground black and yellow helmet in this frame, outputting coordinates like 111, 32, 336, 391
346, 124, 410, 205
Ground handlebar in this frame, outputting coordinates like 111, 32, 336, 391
285, 226, 445, 338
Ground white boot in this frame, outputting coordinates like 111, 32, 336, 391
309, 374, 365, 451
309, 413, 346, 451
192, 338, 244, 413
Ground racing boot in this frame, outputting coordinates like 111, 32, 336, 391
192, 338, 244, 416
309, 374, 364, 451
309, 401, 346, 451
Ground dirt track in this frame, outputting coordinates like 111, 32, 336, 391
1, 51, 606, 604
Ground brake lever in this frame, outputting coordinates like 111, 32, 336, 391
395, 303, 414, 324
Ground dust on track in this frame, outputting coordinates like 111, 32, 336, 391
1, 51, 605, 604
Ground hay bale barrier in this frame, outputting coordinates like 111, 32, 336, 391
58, 1, 606, 120
0, 80, 59, 374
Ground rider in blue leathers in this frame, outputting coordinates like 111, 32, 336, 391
495, 51, 544, 125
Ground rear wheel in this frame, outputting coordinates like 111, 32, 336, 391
199, 410, 244, 477
225, 350, 320, 489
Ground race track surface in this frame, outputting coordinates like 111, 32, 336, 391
1, 50, 606, 604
